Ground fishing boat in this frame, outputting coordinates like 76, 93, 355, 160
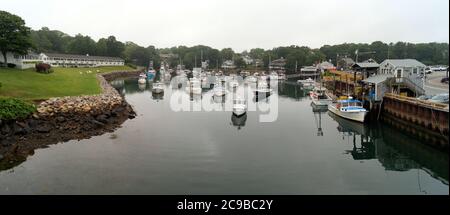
328, 98, 367, 123
229, 79, 239, 88
297, 78, 315, 90
152, 82, 165, 94
187, 77, 202, 94
232, 97, 247, 117
253, 83, 273, 98
310, 88, 332, 107
269, 72, 279, 81
245, 75, 257, 83
213, 82, 226, 97
138, 73, 147, 84
147, 69, 156, 81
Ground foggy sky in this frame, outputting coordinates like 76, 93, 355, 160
2, 0, 449, 52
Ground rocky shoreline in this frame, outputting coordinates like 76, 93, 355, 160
0, 70, 141, 170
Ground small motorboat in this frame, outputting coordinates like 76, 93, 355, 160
328, 98, 367, 123
269, 72, 278, 81
147, 69, 156, 81
152, 82, 164, 94
310, 88, 332, 107
229, 79, 239, 88
253, 84, 273, 99
233, 97, 247, 117
297, 78, 315, 90
138, 76, 147, 85
245, 75, 257, 83
213, 83, 226, 97
187, 78, 202, 94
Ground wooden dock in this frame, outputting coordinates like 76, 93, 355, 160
382, 93, 449, 144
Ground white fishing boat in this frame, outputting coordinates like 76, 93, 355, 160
297, 78, 315, 90
253, 83, 273, 98
229, 79, 239, 88
213, 82, 226, 97
152, 82, 164, 94
269, 72, 278, 81
245, 75, 257, 83
328, 98, 367, 123
310, 88, 332, 107
138, 77, 147, 84
187, 78, 202, 94
232, 97, 247, 117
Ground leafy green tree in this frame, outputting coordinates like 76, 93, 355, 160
66, 34, 97, 55
0, 10, 32, 66
234, 55, 246, 69
220, 48, 235, 61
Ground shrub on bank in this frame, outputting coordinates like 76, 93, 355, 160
35, 63, 53, 74
0, 98, 36, 120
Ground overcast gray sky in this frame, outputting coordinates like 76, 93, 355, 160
3, 0, 449, 52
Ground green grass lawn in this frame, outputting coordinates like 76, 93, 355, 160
0, 66, 135, 101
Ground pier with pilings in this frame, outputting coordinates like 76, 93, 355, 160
381, 93, 449, 149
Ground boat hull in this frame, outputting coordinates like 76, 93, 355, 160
233, 108, 246, 117
328, 105, 366, 123
152, 88, 164, 94
138, 78, 147, 84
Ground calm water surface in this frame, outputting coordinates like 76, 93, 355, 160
0, 78, 448, 194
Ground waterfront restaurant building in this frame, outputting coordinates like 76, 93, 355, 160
299, 66, 320, 80
222, 60, 236, 69
0, 52, 125, 69
269, 57, 287, 73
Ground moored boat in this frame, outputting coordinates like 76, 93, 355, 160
297, 78, 315, 90
232, 97, 247, 117
310, 88, 332, 107
328, 98, 367, 123
152, 82, 164, 94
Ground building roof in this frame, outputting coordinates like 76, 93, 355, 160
340, 57, 355, 65
353, 62, 380, 69
362, 74, 393, 84
317, 61, 335, 69
301, 66, 318, 72
381, 59, 426, 68
43, 53, 123, 61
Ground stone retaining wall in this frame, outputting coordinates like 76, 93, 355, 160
36, 71, 141, 118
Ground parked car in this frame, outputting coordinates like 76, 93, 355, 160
417, 95, 432, 100
425, 67, 433, 74
441, 77, 449, 84
429, 93, 449, 104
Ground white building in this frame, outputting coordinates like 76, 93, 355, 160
242, 55, 254, 65
0, 52, 125, 69
0, 52, 42, 69
41, 53, 125, 67
221, 60, 236, 69
378, 59, 425, 89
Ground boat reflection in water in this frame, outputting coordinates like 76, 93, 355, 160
311, 102, 328, 136
329, 112, 449, 185
138, 82, 147, 91
152, 92, 164, 102
277, 81, 309, 101
231, 113, 247, 130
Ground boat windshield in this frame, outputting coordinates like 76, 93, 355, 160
338, 100, 362, 107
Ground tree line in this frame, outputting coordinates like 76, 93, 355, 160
1, 10, 448, 71
28, 27, 450, 72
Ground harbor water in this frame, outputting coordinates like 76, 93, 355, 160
0, 78, 448, 194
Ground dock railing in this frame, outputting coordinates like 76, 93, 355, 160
384, 93, 449, 112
